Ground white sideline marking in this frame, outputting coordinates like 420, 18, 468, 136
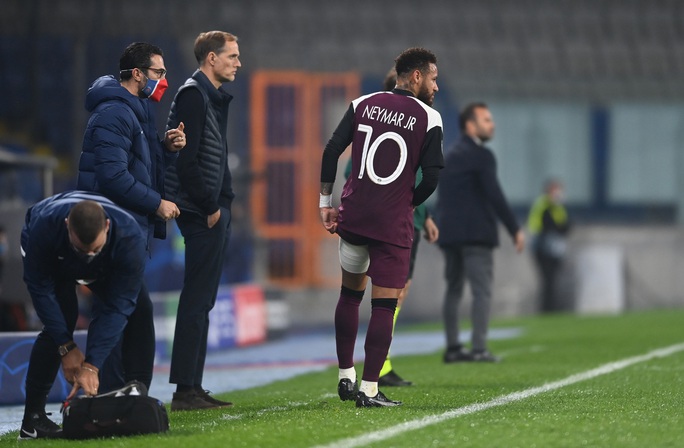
316, 342, 684, 448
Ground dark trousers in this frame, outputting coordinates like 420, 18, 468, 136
441, 245, 494, 352
534, 252, 563, 312
23, 280, 154, 417
23, 280, 78, 416
98, 282, 155, 392
170, 207, 231, 387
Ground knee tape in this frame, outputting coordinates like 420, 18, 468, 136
339, 238, 370, 274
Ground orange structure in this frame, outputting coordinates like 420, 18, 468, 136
250, 71, 360, 287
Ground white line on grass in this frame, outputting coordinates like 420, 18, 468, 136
316, 342, 684, 448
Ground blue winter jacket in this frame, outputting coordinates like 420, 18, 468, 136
77, 75, 176, 243
21, 191, 146, 369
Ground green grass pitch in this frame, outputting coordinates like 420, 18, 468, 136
2, 309, 683, 447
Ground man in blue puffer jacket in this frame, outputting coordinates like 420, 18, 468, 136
78, 42, 185, 243
76, 42, 186, 393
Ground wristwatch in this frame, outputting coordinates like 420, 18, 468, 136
58, 341, 77, 357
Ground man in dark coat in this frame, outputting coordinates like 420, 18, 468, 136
437, 102, 525, 363
164, 31, 240, 411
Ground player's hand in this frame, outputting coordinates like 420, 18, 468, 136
207, 209, 221, 228
164, 122, 186, 152
67, 363, 100, 399
156, 199, 180, 221
514, 230, 525, 253
320, 207, 339, 234
423, 216, 439, 243
61, 347, 85, 385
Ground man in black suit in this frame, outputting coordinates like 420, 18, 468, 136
436, 102, 525, 363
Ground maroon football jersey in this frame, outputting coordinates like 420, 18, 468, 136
337, 91, 443, 248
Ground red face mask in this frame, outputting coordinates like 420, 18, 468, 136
141, 77, 168, 102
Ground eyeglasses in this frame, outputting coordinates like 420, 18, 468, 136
140, 66, 167, 78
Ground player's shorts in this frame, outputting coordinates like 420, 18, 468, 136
337, 228, 411, 289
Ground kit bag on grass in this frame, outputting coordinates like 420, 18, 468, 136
61, 380, 169, 439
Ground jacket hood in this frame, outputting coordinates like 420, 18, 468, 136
85, 75, 146, 120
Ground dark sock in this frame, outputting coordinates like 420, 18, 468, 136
335, 286, 364, 369
362, 298, 398, 382
23, 392, 48, 420
176, 384, 193, 394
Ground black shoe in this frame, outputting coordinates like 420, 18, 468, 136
471, 350, 501, 362
356, 391, 402, 407
17, 412, 62, 440
337, 378, 358, 401
195, 388, 233, 407
443, 346, 474, 363
378, 370, 413, 387
171, 390, 222, 411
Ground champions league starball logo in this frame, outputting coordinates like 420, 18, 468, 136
0, 339, 71, 405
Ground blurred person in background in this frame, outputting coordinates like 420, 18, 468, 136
17, 192, 146, 440
527, 179, 570, 313
0, 225, 6, 287
0, 224, 29, 331
320, 47, 443, 407
0, 225, 6, 304
77, 42, 186, 393
437, 102, 524, 363
164, 31, 240, 411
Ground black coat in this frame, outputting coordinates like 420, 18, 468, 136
437, 136, 519, 247
165, 70, 234, 216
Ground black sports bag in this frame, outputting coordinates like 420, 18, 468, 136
61, 380, 169, 439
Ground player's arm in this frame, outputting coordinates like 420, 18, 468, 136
320, 105, 355, 232
413, 126, 444, 206
321, 104, 355, 189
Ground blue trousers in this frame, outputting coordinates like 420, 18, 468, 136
98, 282, 155, 392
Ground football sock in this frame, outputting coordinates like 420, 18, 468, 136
335, 286, 364, 369
359, 380, 378, 398
362, 298, 397, 382
379, 305, 401, 377
176, 384, 193, 394
338, 367, 357, 383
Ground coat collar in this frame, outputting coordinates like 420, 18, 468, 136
191, 70, 233, 104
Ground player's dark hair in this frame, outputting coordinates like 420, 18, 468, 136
383, 67, 397, 91
194, 31, 238, 64
459, 102, 488, 131
67, 201, 107, 245
119, 42, 163, 81
394, 47, 437, 78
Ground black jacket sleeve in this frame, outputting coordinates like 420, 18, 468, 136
412, 126, 444, 206
321, 104, 355, 184
480, 149, 520, 237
